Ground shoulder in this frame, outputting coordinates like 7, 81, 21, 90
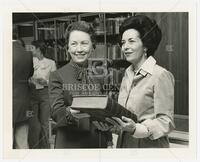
153, 64, 166, 75
153, 64, 174, 83
57, 63, 72, 74
51, 63, 73, 78
44, 57, 56, 64
153, 64, 170, 76
49, 63, 75, 85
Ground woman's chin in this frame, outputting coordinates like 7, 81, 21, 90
125, 57, 135, 64
73, 59, 87, 64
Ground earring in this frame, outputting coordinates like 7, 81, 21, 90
144, 48, 147, 57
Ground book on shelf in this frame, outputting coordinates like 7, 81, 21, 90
56, 21, 71, 39
92, 44, 107, 58
107, 44, 122, 59
70, 95, 137, 122
93, 17, 104, 35
106, 17, 126, 35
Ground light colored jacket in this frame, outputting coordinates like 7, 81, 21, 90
118, 56, 175, 147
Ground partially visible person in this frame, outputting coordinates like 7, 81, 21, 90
106, 15, 175, 148
28, 40, 56, 148
13, 35, 34, 149
48, 21, 113, 148
18, 38, 25, 48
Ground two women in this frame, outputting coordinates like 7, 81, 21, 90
49, 15, 175, 148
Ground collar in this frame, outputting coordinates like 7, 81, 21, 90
33, 56, 47, 62
126, 56, 156, 79
69, 59, 88, 81
139, 56, 156, 75
69, 59, 88, 69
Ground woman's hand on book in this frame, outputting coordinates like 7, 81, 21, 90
70, 108, 80, 114
92, 121, 112, 131
106, 116, 136, 135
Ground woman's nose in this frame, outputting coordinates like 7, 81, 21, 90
76, 44, 83, 52
123, 42, 129, 50
124, 42, 130, 49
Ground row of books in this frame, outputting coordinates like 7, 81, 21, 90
56, 21, 71, 39
106, 17, 126, 35
37, 17, 126, 40
37, 21, 72, 40
38, 30, 55, 40
57, 46, 70, 62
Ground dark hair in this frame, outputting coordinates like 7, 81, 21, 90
119, 15, 162, 57
64, 21, 96, 49
31, 40, 46, 55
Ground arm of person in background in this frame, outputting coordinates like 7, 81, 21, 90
51, 60, 57, 72
48, 71, 75, 127
29, 52, 34, 77
37, 60, 57, 86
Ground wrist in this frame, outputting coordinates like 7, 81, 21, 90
132, 123, 150, 138
107, 141, 114, 147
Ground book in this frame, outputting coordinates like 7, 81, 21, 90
70, 95, 137, 122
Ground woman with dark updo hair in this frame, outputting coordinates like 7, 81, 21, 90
106, 15, 175, 148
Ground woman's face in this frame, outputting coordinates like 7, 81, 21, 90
121, 29, 145, 66
68, 30, 93, 64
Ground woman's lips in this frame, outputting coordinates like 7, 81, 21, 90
73, 53, 86, 57
124, 52, 133, 56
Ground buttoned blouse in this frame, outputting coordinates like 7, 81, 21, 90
118, 56, 175, 140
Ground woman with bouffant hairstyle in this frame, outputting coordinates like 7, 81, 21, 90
106, 15, 175, 148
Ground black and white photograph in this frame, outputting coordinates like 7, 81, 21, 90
12, 12, 189, 149
1, 0, 199, 161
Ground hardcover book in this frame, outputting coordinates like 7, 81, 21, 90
70, 95, 137, 122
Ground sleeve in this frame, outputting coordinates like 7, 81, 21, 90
51, 61, 57, 72
29, 52, 34, 77
141, 70, 175, 140
48, 71, 74, 127
106, 131, 113, 146
47, 61, 57, 85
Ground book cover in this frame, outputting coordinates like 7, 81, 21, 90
70, 95, 137, 122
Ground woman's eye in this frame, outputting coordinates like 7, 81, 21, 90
71, 42, 77, 46
129, 40, 135, 43
82, 42, 89, 45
